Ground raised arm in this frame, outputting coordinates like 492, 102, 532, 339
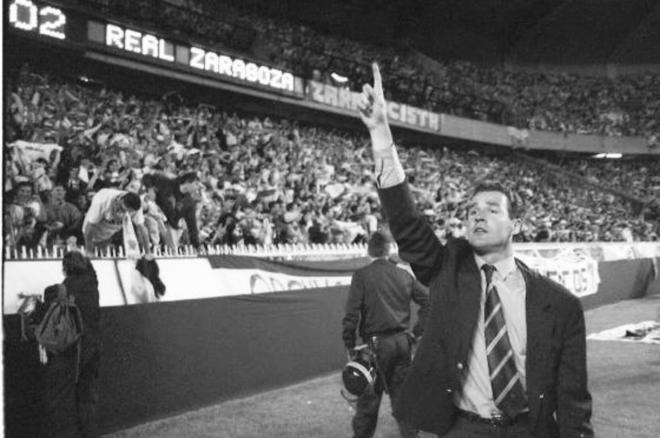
358, 63, 445, 285
357, 63, 405, 189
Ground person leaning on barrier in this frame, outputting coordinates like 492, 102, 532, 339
82, 188, 152, 256
142, 171, 201, 251
342, 231, 430, 438
357, 63, 593, 438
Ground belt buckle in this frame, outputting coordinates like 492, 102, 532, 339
489, 412, 508, 427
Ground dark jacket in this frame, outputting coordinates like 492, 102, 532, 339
145, 173, 200, 248
136, 257, 166, 298
342, 258, 429, 349
63, 272, 100, 357
379, 182, 593, 438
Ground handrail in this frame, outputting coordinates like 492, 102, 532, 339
4, 241, 659, 261
3, 243, 369, 260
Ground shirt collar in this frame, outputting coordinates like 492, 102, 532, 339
473, 253, 517, 281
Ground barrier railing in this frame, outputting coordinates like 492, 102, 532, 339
3, 243, 369, 261
4, 241, 659, 262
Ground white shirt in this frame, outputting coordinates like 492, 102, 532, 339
83, 188, 145, 234
453, 254, 528, 417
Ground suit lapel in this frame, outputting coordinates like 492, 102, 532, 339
455, 253, 481, 360
519, 260, 554, 411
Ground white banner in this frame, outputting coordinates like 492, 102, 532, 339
517, 249, 601, 297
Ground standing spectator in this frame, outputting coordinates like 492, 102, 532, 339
91, 159, 124, 191
44, 185, 82, 247
64, 165, 88, 206
82, 189, 151, 255
142, 171, 201, 250
42, 251, 100, 437
342, 231, 429, 438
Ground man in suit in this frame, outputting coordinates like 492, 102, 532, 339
342, 231, 430, 438
356, 63, 593, 438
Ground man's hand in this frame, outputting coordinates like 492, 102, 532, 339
46, 221, 64, 231
357, 63, 393, 152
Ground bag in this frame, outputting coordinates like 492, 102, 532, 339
35, 284, 83, 355
17, 293, 46, 342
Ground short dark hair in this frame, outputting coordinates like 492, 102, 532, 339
62, 251, 96, 277
178, 171, 199, 185
122, 192, 142, 211
142, 173, 154, 188
15, 181, 33, 191
367, 231, 391, 258
471, 182, 521, 219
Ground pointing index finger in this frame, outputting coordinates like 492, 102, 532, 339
372, 62, 384, 99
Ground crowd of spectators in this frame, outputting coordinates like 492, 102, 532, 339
250, 14, 660, 139
65, 0, 660, 141
75, 0, 255, 52
4, 65, 658, 255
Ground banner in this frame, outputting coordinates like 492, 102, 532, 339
516, 249, 601, 297
8, 140, 62, 174
5, 243, 659, 314
307, 81, 440, 133
85, 20, 305, 97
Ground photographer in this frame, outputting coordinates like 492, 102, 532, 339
42, 251, 100, 437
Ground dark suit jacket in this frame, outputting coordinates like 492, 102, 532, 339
379, 182, 593, 438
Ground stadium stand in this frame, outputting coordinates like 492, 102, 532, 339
610, 2, 660, 65
47, 0, 660, 139
3, 2, 660, 437
71, 0, 256, 52
231, 1, 660, 138
511, 0, 656, 64
4, 64, 658, 253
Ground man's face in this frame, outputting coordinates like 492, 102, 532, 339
16, 185, 32, 202
126, 180, 142, 194
465, 191, 520, 254
52, 186, 66, 202
179, 181, 197, 194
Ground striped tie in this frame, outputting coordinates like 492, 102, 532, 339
482, 264, 527, 417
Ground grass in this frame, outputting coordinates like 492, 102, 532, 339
105, 295, 660, 438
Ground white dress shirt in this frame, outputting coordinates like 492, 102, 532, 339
454, 254, 528, 418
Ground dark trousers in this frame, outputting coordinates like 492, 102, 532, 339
352, 332, 418, 438
442, 415, 533, 438
43, 348, 100, 438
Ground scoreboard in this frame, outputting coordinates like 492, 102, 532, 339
8, 0, 67, 40
7, 0, 305, 97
